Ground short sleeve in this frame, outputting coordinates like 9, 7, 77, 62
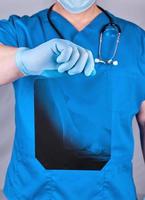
0, 15, 18, 47
137, 27, 145, 77
136, 26, 145, 100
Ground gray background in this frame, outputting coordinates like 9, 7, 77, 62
0, 0, 145, 199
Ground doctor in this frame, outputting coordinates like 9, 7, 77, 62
0, 0, 145, 200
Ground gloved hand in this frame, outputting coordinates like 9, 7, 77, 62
15, 38, 96, 77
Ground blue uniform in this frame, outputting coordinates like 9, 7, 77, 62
1, 7, 145, 200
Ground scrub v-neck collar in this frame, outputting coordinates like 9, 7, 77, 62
50, 9, 104, 36
41, 7, 110, 41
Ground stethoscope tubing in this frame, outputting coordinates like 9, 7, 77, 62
47, 4, 122, 66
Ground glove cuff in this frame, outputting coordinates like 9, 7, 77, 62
15, 47, 30, 76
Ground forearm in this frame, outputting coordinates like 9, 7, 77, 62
0, 44, 24, 86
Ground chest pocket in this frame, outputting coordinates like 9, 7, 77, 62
109, 69, 139, 113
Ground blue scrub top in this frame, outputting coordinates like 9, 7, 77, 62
1, 7, 145, 200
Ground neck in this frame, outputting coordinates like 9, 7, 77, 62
52, 3, 102, 31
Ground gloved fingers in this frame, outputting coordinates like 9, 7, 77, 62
58, 46, 80, 73
84, 50, 96, 76
57, 46, 73, 63
67, 48, 89, 75
50, 38, 66, 55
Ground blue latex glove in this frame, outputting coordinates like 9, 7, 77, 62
15, 38, 96, 77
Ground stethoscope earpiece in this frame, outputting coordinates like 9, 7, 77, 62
112, 60, 119, 66
95, 58, 105, 64
95, 58, 119, 66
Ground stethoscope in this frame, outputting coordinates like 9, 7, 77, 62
47, 5, 122, 66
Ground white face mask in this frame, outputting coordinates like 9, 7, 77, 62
57, 0, 96, 14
